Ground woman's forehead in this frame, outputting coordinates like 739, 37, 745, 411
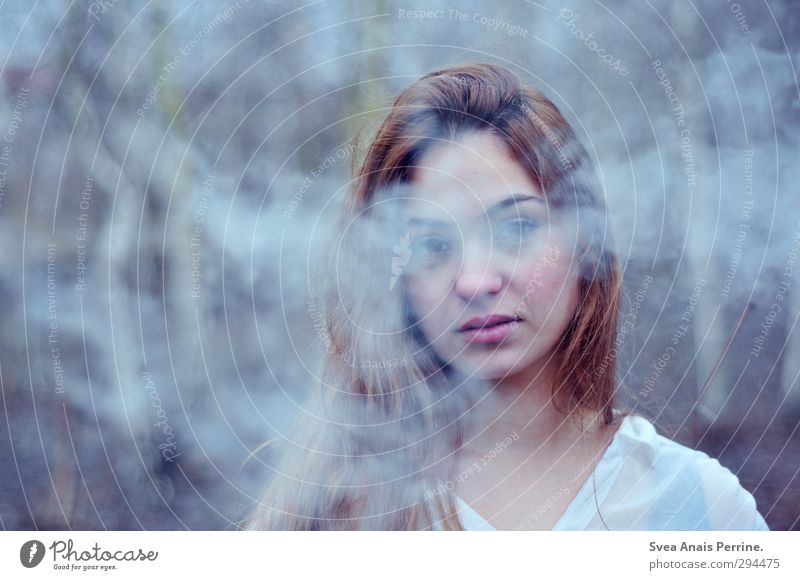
412, 133, 531, 182
405, 133, 541, 219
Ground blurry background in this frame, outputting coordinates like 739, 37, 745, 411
0, 0, 798, 530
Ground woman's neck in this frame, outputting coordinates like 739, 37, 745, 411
462, 359, 603, 455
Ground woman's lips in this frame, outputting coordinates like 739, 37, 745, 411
458, 317, 521, 344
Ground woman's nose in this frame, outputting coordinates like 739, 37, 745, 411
454, 247, 503, 301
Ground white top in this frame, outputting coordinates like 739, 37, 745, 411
454, 413, 770, 531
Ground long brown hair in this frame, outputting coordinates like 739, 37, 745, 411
242, 62, 622, 530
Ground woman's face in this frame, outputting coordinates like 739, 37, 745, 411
402, 131, 581, 381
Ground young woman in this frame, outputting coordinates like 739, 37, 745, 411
243, 62, 769, 531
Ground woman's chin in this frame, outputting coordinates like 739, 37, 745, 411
447, 352, 532, 382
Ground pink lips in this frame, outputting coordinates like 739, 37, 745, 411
457, 314, 522, 344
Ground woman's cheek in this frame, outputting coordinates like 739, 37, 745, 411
548, 265, 581, 329
522, 250, 579, 326
406, 276, 443, 329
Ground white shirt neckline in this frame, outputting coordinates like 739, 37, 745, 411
455, 412, 631, 531
453, 412, 770, 531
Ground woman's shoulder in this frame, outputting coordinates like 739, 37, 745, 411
602, 412, 769, 530
611, 411, 739, 473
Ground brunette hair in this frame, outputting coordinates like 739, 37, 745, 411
242, 62, 622, 530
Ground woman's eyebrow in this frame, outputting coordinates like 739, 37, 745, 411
404, 194, 542, 228
405, 216, 449, 228
487, 193, 543, 215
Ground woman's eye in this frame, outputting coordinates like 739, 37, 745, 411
496, 218, 539, 242
410, 236, 451, 261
